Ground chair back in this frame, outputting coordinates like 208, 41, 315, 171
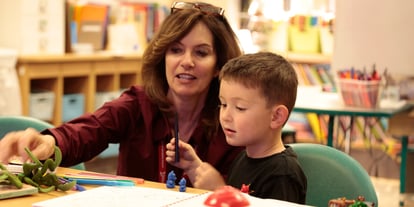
290, 143, 378, 207
0, 115, 85, 170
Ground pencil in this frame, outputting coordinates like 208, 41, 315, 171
175, 113, 180, 162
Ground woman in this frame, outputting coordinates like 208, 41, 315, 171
0, 2, 243, 183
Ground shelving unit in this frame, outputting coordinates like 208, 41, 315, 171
284, 53, 332, 65
17, 53, 142, 126
16, 52, 330, 127
284, 52, 333, 144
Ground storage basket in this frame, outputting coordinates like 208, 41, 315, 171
337, 79, 381, 109
62, 93, 85, 122
30, 91, 55, 121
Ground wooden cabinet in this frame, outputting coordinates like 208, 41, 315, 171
17, 53, 142, 125
16, 52, 329, 126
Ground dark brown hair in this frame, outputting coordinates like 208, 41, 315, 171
220, 52, 298, 115
141, 5, 242, 135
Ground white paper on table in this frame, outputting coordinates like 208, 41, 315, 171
32, 186, 313, 207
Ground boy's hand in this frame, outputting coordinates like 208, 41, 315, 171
193, 162, 226, 191
165, 138, 202, 175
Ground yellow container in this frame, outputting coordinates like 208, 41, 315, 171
288, 15, 320, 53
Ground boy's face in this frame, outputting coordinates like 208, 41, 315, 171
219, 79, 277, 149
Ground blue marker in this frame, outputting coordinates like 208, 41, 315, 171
75, 184, 87, 191
66, 178, 135, 186
174, 113, 180, 162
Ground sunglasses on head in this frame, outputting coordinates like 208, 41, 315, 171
171, 1, 225, 17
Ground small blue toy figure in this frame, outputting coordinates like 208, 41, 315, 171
166, 170, 177, 188
179, 177, 187, 192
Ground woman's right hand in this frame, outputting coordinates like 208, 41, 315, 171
0, 128, 56, 164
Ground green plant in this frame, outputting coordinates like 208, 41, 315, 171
0, 146, 76, 193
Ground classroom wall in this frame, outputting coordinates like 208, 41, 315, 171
332, 0, 414, 77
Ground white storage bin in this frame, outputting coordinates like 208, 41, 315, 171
62, 93, 85, 122
95, 91, 121, 110
30, 91, 55, 121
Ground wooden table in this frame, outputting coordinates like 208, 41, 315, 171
0, 167, 208, 207
294, 87, 412, 148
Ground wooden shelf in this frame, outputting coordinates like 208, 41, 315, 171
17, 53, 142, 126
284, 52, 332, 65
16, 52, 329, 126
18, 52, 143, 63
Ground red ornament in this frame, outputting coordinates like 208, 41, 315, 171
204, 185, 250, 207
240, 184, 250, 193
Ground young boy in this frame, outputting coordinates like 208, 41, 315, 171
166, 52, 307, 204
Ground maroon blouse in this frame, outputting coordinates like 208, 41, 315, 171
44, 86, 243, 182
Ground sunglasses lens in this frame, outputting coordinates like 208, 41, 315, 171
171, 2, 224, 16
173, 2, 193, 10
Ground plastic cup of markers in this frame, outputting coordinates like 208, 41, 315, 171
337, 78, 381, 109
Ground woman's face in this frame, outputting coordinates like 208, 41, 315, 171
165, 22, 218, 100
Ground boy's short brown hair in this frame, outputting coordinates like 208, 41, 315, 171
219, 52, 298, 114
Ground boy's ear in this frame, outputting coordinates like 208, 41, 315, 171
270, 105, 288, 129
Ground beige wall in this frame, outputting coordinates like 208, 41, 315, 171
333, 0, 414, 77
